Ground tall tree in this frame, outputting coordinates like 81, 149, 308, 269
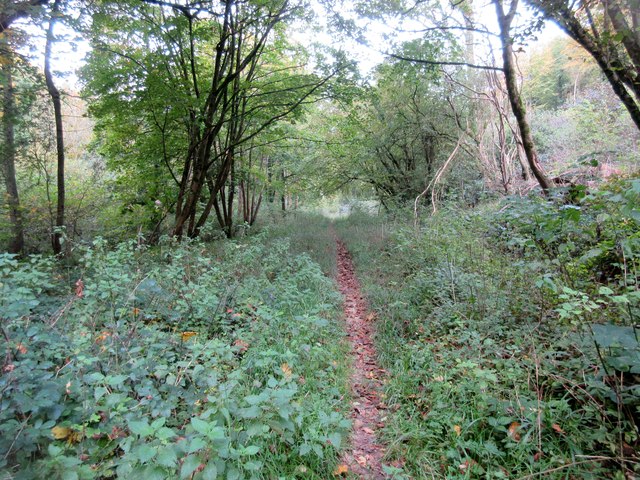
359, 0, 554, 192
0, 0, 49, 33
44, 0, 65, 255
84, 0, 341, 238
0, 39, 24, 254
531, 0, 640, 130
494, 0, 552, 191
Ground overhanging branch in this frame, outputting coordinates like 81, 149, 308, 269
388, 53, 504, 71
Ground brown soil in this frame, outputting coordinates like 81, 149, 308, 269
336, 239, 388, 479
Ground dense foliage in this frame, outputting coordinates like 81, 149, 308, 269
1, 0, 640, 478
0, 232, 350, 479
336, 178, 639, 478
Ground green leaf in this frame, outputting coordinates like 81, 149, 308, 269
191, 417, 209, 435
238, 405, 261, 419
598, 286, 614, 295
94, 386, 109, 400
243, 461, 262, 471
299, 443, 311, 456
327, 432, 342, 449
107, 374, 129, 386
134, 444, 157, 463
156, 445, 178, 467
591, 324, 639, 349
612, 295, 630, 304
151, 418, 166, 430
244, 394, 264, 405
141, 466, 168, 480
129, 420, 154, 438
226, 466, 240, 480
201, 463, 218, 480
312, 443, 324, 458
613, 31, 626, 42
241, 445, 260, 456
156, 427, 177, 441
187, 437, 207, 453
180, 454, 202, 479
48, 444, 63, 457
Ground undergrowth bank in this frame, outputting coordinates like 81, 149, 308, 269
0, 233, 350, 479
337, 178, 639, 479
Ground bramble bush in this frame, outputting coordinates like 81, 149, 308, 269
0, 233, 350, 479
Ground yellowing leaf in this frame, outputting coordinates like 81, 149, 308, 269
281, 363, 292, 378
181, 331, 197, 342
68, 430, 83, 444
459, 459, 478, 472
453, 425, 462, 436
51, 426, 83, 444
51, 426, 70, 439
75, 279, 84, 298
233, 338, 250, 353
507, 422, 521, 442
333, 464, 349, 476
95, 331, 111, 343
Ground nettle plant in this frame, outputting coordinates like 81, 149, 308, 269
0, 236, 349, 479
496, 178, 640, 327
493, 179, 640, 464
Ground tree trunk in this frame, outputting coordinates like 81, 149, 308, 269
532, 0, 640, 131
0, 0, 50, 34
494, 0, 553, 192
45, 0, 65, 255
564, 12, 640, 130
1, 51, 24, 254
280, 168, 286, 212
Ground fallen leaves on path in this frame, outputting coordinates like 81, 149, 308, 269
336, 239, 389, 479
333, 464, 349, 476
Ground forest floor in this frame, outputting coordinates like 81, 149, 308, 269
336, 239, 389, 479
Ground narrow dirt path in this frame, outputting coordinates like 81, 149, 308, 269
336, 239, 387, 479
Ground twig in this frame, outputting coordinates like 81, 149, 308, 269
1, 326, 13, 367
414, 137, 462, 228
514, 458, 609, 479
2, 413, 32, 461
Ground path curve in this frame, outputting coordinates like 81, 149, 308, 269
336, 239, 387, 479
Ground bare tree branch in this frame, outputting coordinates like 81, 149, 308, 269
388, 52, 504, 71
0, 0, 49, 33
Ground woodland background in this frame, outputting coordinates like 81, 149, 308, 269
1, 0, 639, 478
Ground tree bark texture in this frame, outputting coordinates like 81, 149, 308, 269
171, 0, 282, 238
1, 51, 24, 254
532, 0, 640, 131
494, 0, 553, 192
45, 0, 65, 255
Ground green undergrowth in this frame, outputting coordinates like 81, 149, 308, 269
256, 212, 338, 278
335, 178, 639, 479
0, 231, 350, 479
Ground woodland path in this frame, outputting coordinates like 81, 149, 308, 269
336, 239, 388, 479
